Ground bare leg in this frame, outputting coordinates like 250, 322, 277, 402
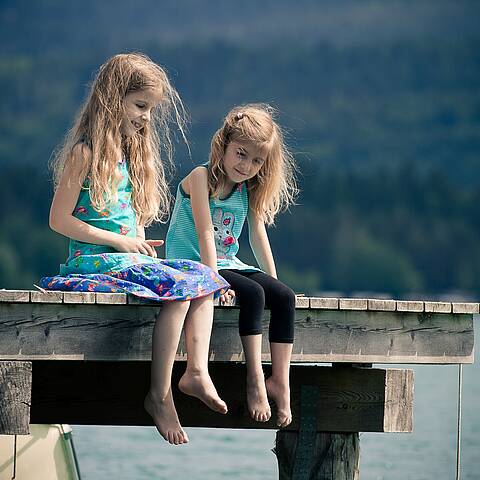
266, 342, 293, 427
178, 295, 228, 414
144, 300, 190, 445
241, 334, 271, 422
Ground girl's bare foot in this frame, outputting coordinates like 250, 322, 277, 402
178, 370, 228, 414
265, 376, 292, 427
144, 390, 189, 445
246, 374, 271, 422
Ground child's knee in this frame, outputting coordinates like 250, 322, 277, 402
274, 285, 296, 310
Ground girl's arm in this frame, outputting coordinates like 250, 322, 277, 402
136, 224, 146, 240
248, 209, 277, 278
49, 144, 156, 257
185, 167, 218, 271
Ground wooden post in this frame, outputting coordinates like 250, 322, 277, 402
273, 383, 360, 480
275, 431, 360, 480
0, 361, 32, 435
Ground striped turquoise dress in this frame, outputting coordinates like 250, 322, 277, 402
166, 170, 260, 272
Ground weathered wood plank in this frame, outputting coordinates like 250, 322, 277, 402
275, 431, 360, 480
295, 296, 310, 309
63, 292, 96, 304
29, 361, 412, 433
396, 300, 424, 312
368, 299, 396, 311
0, 290, 30, 303
0, 304, 474, 364
31, 291, 63, 303
95, 293, 127, 304
339, 299, 368, 310
1, 290, 477, 314
384, 369, 414, 432
424, 302, 452, 313
310, 297, 339, 309
452, 303, 479, 314
0, 361, 32, 435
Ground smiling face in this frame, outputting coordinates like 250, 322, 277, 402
120, 87, 163, 137
222, 141, 266, 189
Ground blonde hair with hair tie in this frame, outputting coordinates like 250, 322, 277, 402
51, 52, 188, 226
208, 104, 298, 225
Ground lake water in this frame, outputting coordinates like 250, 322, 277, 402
73, 317, 479, 480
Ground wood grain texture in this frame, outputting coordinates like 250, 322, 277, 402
275, 431, 360, 480
0, 361, 32, 434
95, 293, 127, 304
63, 292, 96, 304
0, 290, 30, 303
368, 299, 396, 311
30, 362, 412, 433
31, 291, 63, 303
295, 296, 310, 308
396, 301, 424, 312
424, 302, 452, 313
2, 291, 478, 315
384, 369, 414, 432
310, 297, 339, 309
339, 299, 368, 310
452, 303, 479, 314
0, 304, 474, 364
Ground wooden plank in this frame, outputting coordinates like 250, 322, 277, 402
368, 299, 396, 311
310, 297, 339, 310
0, 290, 30, 303
384, 369, 414, 432
30, 361, 412, 433
295, 296, 310, 309
339, 299, 368, 310
397, 301, 424, 312
0, 303, 474, 364
95, 293, 127, 304
452, 303, 479, 314
424, 302, 452, 313
63, 292, 96, 304
31, 291, 63, 303
275, 432, 359, 479
0, 361, 32, 435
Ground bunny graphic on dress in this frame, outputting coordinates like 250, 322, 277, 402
212, 208, 236, 259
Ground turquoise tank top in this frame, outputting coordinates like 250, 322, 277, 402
166, 168, 259, 272
59, 157, 153, 275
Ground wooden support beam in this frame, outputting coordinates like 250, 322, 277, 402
0, 361, 31, 435
0, 302, 473, 364
29, 361, 412, 433
275, 431, 360, 480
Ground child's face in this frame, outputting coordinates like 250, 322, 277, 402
223, 141, 266, 185
121, 88, 163, 137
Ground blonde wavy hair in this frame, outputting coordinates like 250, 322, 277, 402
51, 52, 188, 226
209, 104, 298, 225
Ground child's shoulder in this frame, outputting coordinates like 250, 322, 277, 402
182, 165, 209, 196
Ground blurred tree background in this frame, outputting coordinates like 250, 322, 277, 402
1, 0, 479, 298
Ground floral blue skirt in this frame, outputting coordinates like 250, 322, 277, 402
41, 258, 229, 302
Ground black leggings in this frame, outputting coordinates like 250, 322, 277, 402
219, 269, 295, 344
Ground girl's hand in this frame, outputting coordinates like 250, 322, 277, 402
220, 289, 236, 306
114, 237, 164, 257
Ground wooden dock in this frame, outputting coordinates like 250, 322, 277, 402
0, 290, 475, 479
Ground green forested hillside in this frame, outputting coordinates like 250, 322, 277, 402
1, 40, 479, 181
